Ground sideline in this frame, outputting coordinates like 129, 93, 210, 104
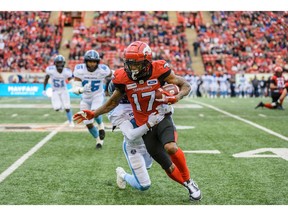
0, 122, 68, 183
192, 100, 288, 142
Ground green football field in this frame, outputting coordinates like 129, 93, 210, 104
0, 96, 287, 210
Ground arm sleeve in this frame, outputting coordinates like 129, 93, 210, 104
119, 120, 149, 141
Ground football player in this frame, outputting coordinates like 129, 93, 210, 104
72, 50, 112, 149
73, 41, 201, 201
107, 82, 172, 191
43, 55, 74, 127
255, 66, 285, 110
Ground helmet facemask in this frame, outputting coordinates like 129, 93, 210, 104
54, 55, 65, 73
124, 59, 151, 81
84, 50, 100, 72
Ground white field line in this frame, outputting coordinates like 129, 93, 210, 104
0, 121, 68, 184
258, 114, 266, 117
193, 101, 288, 142
184, 150, 220, 154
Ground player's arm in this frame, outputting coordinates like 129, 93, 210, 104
73, 86, 124, 123
72, 77, 84, 94
162, 71, 191, 103
118, 112, 165, 141
269, 78, 277, 90
43, 75, 50, 91
278, 87, 287, 104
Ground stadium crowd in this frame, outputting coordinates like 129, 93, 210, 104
0, 11, 63, 72
0, 11, 287, 96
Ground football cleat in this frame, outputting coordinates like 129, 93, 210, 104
99, 129, 105, 140
116, 167, 126, 189
184, 179, 202, 201
255, 101, 264, 109
96, 143, 102, 149
277, 105, 284, 110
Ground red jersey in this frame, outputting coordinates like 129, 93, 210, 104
270, 75, 285, 94
113, 60, 171, 126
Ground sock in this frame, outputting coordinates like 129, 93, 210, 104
98, 122, 105, 130
170, 148, 190, 182
88, 126, 99, 138
124, 174, 142, 190
165, 164, 184, 185
66, 110, 73, 123
264, 103, 273, 109
95, 115, 103, 125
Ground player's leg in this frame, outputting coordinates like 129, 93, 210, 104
80, 100, 102, 149
61, 90, 74, 127
157, 115, 201, 201
142, 125, 184, 185
91, 96, 105, 143
51, 91, 62, 111
117, 141, 151, 191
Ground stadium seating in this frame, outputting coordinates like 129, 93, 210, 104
0, 12, 63, 73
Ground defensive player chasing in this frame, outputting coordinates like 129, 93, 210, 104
43, 55, 74, 127
107, 82, 172, 190
72, 50, 112, 149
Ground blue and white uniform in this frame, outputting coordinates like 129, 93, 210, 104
45, 65, 73, 110
108, 103, 152, 191
73, 63, 111, 124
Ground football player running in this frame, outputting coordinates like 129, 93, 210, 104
73, 41, 201, 201
72, 50, 112, 149
107, 82, 173, 191
43, 55, 74, 127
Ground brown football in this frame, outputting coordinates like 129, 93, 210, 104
155, 84, 180, 99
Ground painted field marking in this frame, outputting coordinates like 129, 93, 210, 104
11, 114, 18, 117
193, 101, 288, 142
0, 121, 68, 184
184, 150, 220, 154
258, 114, 266, 117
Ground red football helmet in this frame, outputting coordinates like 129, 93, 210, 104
274, 66, 283, 77
123, 41, 152, 81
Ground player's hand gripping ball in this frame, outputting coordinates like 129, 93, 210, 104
155, 84, 179, 104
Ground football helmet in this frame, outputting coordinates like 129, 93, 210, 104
54, 55, 65, 72
84, 50, 100, 72
124, 41, 152, 81
274, 66, 283, 77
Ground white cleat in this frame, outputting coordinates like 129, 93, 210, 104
69, 122, 75, 128
116, 167, 126, 189
184, 179, 202, 201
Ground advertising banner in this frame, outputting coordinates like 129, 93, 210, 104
0, 83, 81, 98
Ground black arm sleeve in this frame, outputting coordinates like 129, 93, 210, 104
158, 70, 171, 86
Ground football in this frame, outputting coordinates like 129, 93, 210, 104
155, 84, 180, 99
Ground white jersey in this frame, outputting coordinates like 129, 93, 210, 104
73, 63, 111, 99
45, 66, 72, 91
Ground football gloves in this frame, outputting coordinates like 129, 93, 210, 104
73, 110, 95, 124
155, 90, 178, 104
147, 112, 165, 128
156, 104, 174, 115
